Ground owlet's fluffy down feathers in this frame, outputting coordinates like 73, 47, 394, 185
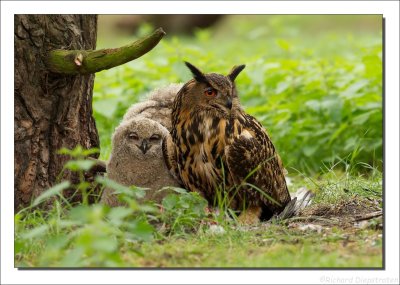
101, 85, 184, 206
101, 117, 180, 207
163, 62, 291, 224
123, 83, 183, 131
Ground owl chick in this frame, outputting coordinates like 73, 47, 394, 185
163, 62, 291, 224
123, 83, 183, 131
101, 117, 180, 206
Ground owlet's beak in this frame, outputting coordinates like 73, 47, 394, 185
138, 139, 151, 154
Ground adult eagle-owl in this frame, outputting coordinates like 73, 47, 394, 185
163, 62, 291, 224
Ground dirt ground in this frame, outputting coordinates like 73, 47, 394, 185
296, 196, 382, 229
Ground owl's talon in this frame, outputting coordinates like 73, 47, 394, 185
237, 206, 262, 225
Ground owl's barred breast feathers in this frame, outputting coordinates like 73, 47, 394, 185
163, 62, 291, 223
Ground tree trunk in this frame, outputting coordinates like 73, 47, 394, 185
14, 15, 99, 211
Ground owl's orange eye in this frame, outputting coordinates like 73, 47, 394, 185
204, 87, 217, 97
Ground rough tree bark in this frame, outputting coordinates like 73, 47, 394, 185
14, 15, 165, 211
14, 15, 99, 211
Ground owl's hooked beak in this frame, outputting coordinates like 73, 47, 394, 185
225, 97, 233, 109
138, 139, 151, 154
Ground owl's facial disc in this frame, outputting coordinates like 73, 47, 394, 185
126, 131, 151, 154
181, 62, 240, 115
203, 73, 235, 112
202, 85, 233, 113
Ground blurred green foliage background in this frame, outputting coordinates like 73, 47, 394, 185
93, 15, 382, 174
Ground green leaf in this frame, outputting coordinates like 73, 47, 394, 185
81, 148, 100, 156
59, 247, 85, 267
344, 137, 358, 151
21, 224, 49, 239
276, 39, 291, 51
302, 145, 319, 157
328, 123, 348, 145
275, 81, 291, 94
130, 220, 154, 241
341, 79, 369, 98
58, 220, 80, 228
64, 160, 95, 171
162, 194, 179, 210
362, 54, 382, 78
58, 146, 99, 159
45, 235, 70, 250
107, 207, 133, 226
70, 145, 84, 157
137, 204, 159, 213
352, 110, 377, 125
58, 147, 74, 156
305, 100, 320, 111
159, 187, 187, 194
32, 181, 71, 206
92, 236, 118, 253
96, 176, 146, 199
69, 205, 92, 222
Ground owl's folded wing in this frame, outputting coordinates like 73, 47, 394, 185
225, 114, 291, 212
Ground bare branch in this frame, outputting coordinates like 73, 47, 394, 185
354, 210, 382, 222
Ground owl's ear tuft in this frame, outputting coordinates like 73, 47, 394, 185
228, 64, 246, 82
184, 61, 208, 83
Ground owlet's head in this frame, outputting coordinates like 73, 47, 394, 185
112, 117, 168, 159
177, 62, 246, 117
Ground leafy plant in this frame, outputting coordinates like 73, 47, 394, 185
57, 145, 100, 205
158, 187, 209, 236
15, 147, 157, 267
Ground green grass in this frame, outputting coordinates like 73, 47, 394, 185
15, 157, 382, 268
131, 228, 382, 268
15, 15, 383, 268
16, 200, 382, 267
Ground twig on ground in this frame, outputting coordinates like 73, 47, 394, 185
353, 210, 382, 222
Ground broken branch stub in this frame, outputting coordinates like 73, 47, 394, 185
46, 28, 166, 75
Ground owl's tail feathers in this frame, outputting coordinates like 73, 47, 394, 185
292, 187, 314, 215
275, 187, 314, 220
276, 197, 297, 220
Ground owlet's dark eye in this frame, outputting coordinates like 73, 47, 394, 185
204, 87, 217, 97
128, 132, 139, 140
149, 134, 161, 141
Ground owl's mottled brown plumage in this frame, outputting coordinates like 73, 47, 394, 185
163, 62, 291, 223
